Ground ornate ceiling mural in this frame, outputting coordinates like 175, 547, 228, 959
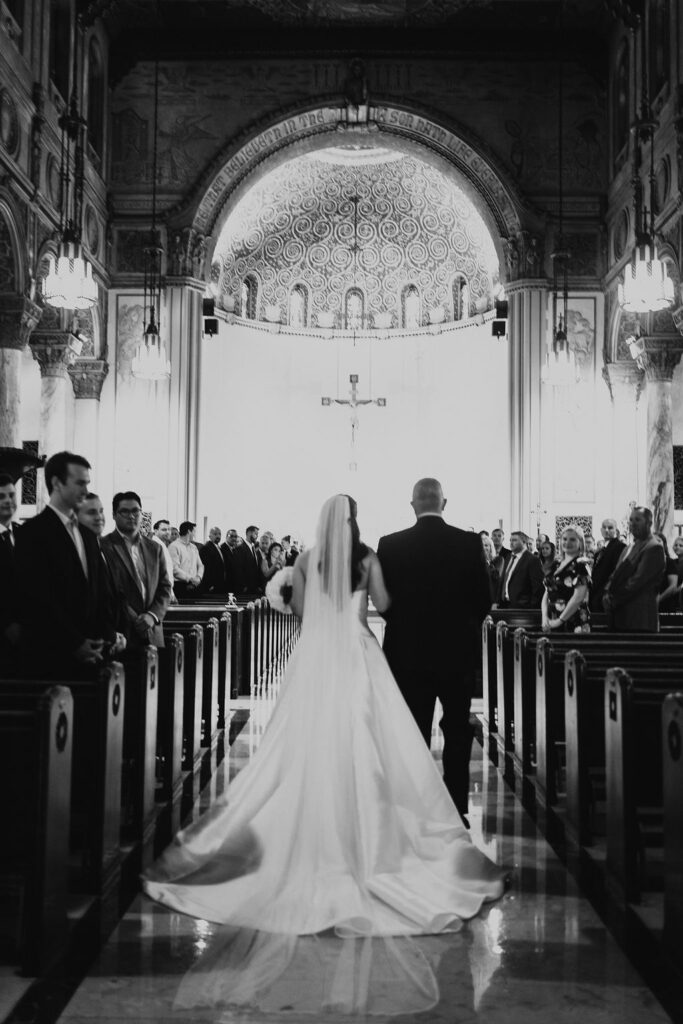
213, 146, 500, 329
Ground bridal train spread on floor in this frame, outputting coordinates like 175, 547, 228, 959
143, 496, 506, 1013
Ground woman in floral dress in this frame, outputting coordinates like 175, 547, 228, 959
541, 524, 591, 633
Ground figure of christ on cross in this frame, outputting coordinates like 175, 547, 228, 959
321, 374, 386, 451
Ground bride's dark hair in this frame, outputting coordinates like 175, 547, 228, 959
345, 495, 369, 591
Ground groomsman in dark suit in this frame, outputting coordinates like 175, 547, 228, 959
200, 526, 227, 593
15, 452, 118, 678
377, 478, 491, 825
0, 473, 21, 672
101, 491, 173, 652
236, 524, 264, 595
602, 506, 665, 631
491, 527, 511, 565
220, 528, 245, 594
589, 517, 626, 612
494, 531, 544, 608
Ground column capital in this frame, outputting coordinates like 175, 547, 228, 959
67, 359, 109, 400
30, 333, 83, 379
602, 359, 645, 401
0, 297, 43, 350
635, 337, 683, 382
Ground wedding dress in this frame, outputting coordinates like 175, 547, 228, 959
143, 495, 506, 1014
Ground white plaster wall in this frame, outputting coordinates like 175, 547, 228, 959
196, 320, 509, 547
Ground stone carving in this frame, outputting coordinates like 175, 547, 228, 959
30, 334, 81, 378
615, 309, 642, 361
504, 231, 542, 281
0, 89, 19, 157
31, 83, 45, 188
215, 152, 499, 324
68, 358, 108, 400
640, 344, 683, 383
601, 359, 645, 403
343, 59, 370, 125
0, 216, 16, 292
71, 308, 96, 357
0, 298, 42, 350
167, 227, 206, 279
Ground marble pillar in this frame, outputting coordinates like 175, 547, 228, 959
68, 359, 108, 468
165, 280, 203, 521
30, 335, 80, 505
638, 342, 683, 538
602, 361, 645, 523
0, 298, 42, 447
506, 280, 549, 532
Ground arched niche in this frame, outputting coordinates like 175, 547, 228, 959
184, 102, 524, 276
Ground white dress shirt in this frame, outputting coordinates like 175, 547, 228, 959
48, 503, 88, 578
169, 538, 204, 582
503, 552, 521, 600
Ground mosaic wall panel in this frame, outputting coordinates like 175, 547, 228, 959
21, 441, 39, 505
554, 514, 594, 549
216, 151, 499, 327
674, 446, 683, 510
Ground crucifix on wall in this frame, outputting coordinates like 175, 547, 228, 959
322, 374, 386, 467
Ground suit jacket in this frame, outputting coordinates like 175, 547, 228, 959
497, 549, 544, 607
604, 536, 665, 631
377, 516, 491, 677
219, 543, 245, 594
0, 522, 19, 633
101, 530, 173, 648
589, 538, 626, 611
235, 540, 264, 595
199, 541, 226, 593
15, 507, 116, 676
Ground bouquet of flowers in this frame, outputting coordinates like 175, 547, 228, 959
265, 566, 294, 615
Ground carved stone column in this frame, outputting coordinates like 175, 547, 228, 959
0, 298, 42, 447
30, 333, 81, 487
602, 360, 645, 522
635, 339, 683, 537
68, 359, 109, 468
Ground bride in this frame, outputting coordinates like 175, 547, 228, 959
143, 495, 506, 1010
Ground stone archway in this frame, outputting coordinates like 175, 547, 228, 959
185, 102, 524, 260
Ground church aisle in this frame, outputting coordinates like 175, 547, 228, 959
54, 715, 675, 1024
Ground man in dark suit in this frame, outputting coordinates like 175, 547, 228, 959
220, 528, 245, 595
236, 524, 264, 595
589, 517, 626, 612
491, 527, 511, 565
377, 478, 491, 824
200, 526, 227, 593
15, 452, 118, 678
495, 530, 544, 608
0, 473, 21, 673
602, 506, 665, 632
101, 491, 173, 652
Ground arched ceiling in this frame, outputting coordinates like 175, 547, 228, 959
213, 145, 500, 329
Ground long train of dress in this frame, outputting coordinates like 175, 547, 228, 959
143, 590, 506, 1014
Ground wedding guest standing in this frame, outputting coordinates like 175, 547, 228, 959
0, 473, 21, 673
169, 521, 204, 598
495, 531, 544, 608
602, 506, 665, 632
541, 525, 591, 633
589, 517, 626, 613
538, 538, 558, 577
655, 533, 679, 613
481, 533, 500, 604
200, 526, 227, 593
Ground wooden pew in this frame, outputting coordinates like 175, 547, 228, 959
0, 664, 125, 943
605, 668, 679, 903
663, 692, 683, 973
120, 648, 160, 875
164, 612, 221, 757
0, 685, 72, 974
161, 622, 204, 806
156, 633, 185, 838
168, 606, 231, 730
564, 650, 683, 848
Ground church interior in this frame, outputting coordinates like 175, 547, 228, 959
2, 0, 683, 1021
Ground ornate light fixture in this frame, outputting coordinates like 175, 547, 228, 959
44, 17, 98, 310
617, 24, 673, 314
132, 45, 170, 381
543, 3, 579, 387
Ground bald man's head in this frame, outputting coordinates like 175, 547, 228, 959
411, 477, 446, 516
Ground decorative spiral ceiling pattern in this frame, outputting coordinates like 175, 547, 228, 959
214, 148, 500, 328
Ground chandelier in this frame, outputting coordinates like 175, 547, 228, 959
44, 18, 97, 310
543, 3, 579, 388
617, 26, 673, 314
132, 48, 170, 381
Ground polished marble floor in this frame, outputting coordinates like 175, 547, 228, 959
41, 702, 677, 1024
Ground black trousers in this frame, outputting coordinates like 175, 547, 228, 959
390, 661, 475, 817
